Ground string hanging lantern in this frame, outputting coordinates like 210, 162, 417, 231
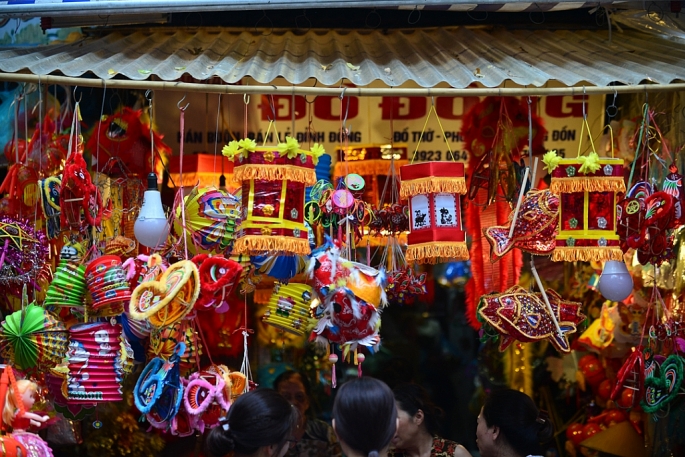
399, 104, 468, 264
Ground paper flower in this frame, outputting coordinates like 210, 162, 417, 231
578, 151, 601, 174
238, 138, 256, 156
278, 136, 300, 159
310, 143, 326, 165
263, 150, 275, 162
222, 141, 240, 160
543, 150, 561, 173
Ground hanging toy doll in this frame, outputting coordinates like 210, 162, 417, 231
3, 379, 53, 457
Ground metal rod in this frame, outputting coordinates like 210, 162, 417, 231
0, 0, 583, 18
1, 72, 685, 97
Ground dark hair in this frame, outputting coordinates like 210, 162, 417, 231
481, 389, 553, 456
206, 389, 298, 457
332, 377, 397, 457
393, 383, 443, 436
273, 370, 311, 396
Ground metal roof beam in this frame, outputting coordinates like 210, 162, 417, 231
0, 72, 681, 97
0, 0, 618, 18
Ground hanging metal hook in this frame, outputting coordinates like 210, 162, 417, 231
339, 86, 347, 100
243, 93, 250, 105
177, 94, 189, 111
582, 86, 587, 120
73, 86, 82, 104
145, 89, 153, 103
606, 86, 618, 119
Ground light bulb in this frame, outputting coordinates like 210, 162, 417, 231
598, 260, 633, 302
134, 173, 170, 248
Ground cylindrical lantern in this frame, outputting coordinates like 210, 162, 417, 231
399, 162, 468, 264
223, 137, 322, 256
546, 152, 625, 262
67, 322, 124, 403
262, 283, 315, 337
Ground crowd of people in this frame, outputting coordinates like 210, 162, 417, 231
206, 372, 553, 457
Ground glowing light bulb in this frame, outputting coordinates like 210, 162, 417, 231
134, 173, 170, 248
598, 260, 633, 302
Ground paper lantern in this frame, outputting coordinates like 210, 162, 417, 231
67, 322, 124, 403
222, 137, 321, 256
262, 283, 315, 337
545, 151, 625, 262
399, 162, 468, 264
85, 255, 131, 316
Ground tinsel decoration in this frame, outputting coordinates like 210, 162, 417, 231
0, 216, 49, 294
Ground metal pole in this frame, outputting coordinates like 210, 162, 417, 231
1, 72, 684, 97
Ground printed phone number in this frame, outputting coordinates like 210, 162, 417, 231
415, 150, 468, 162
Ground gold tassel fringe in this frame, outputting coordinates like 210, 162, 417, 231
550, 177, 626, 194
333, 159, 407, 179
234, 164, 317, 185
406, 241, 469, 264
551, 247, 624, 262
233, 235, 311, 256
400, 177, 467, 199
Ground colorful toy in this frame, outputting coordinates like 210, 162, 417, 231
478, 285, 585, 353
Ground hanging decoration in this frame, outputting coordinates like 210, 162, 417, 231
223, 135, 322, 255
174, 186, 241, 254
0, 216, 49, 296
67, 322, 126, 403
0, 303, 68, 371
462, 97, 541, 329
400, 104, 469, 264
129, 260, 200, 328
262, 283, 316, 337
85, 107, 171, 181
484, 189, 560, 261
544, 119, 625, 262
478, 285, 584, 353
85, 255, 132, 316
191, 254, 243, 312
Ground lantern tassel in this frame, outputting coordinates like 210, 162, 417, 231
551, 247, 623, 262
234, 164, 317, 185
233, 236, 310, 256
406, 241, 469, 264
550, 177, 626, 194
399, 176, 467, 198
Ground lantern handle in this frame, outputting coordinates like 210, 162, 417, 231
410, 104, 455, 163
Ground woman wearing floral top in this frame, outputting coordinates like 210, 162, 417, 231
274, 371, 342, 457
388, 383, 472, 457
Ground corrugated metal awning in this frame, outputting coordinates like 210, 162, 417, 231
0, 26, 684, 88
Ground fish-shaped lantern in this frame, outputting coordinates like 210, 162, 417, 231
478, 285, 584, 353
484, 190, 559, 261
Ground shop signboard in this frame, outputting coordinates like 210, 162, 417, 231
155, 80, 604, 166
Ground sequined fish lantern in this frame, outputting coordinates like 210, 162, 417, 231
399, 162, 468, 264
223, 137, 323, 256
478, 285, 585, 353
484, 189, 559, 261
543, 150, 625, 262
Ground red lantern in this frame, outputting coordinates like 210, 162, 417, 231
582, 422, 602, 440
597, 378, 613, 400
224, 138, 319, 256
400, 162, 468, 264
545, 149, 625, 262
604, 409, 627, 426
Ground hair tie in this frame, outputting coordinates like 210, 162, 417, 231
220, 417, 230, 431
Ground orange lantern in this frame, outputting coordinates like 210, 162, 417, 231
545, 149, 625, 262
399, 162, 468, 264
223, 137, 322, 255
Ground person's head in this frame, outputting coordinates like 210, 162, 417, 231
332, 377, 398, 457
391, 383, 442, 449
3, 380, 37, 426
273, 370, 311, 421
476, 389, 553, 457
206, 389, 298, 457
